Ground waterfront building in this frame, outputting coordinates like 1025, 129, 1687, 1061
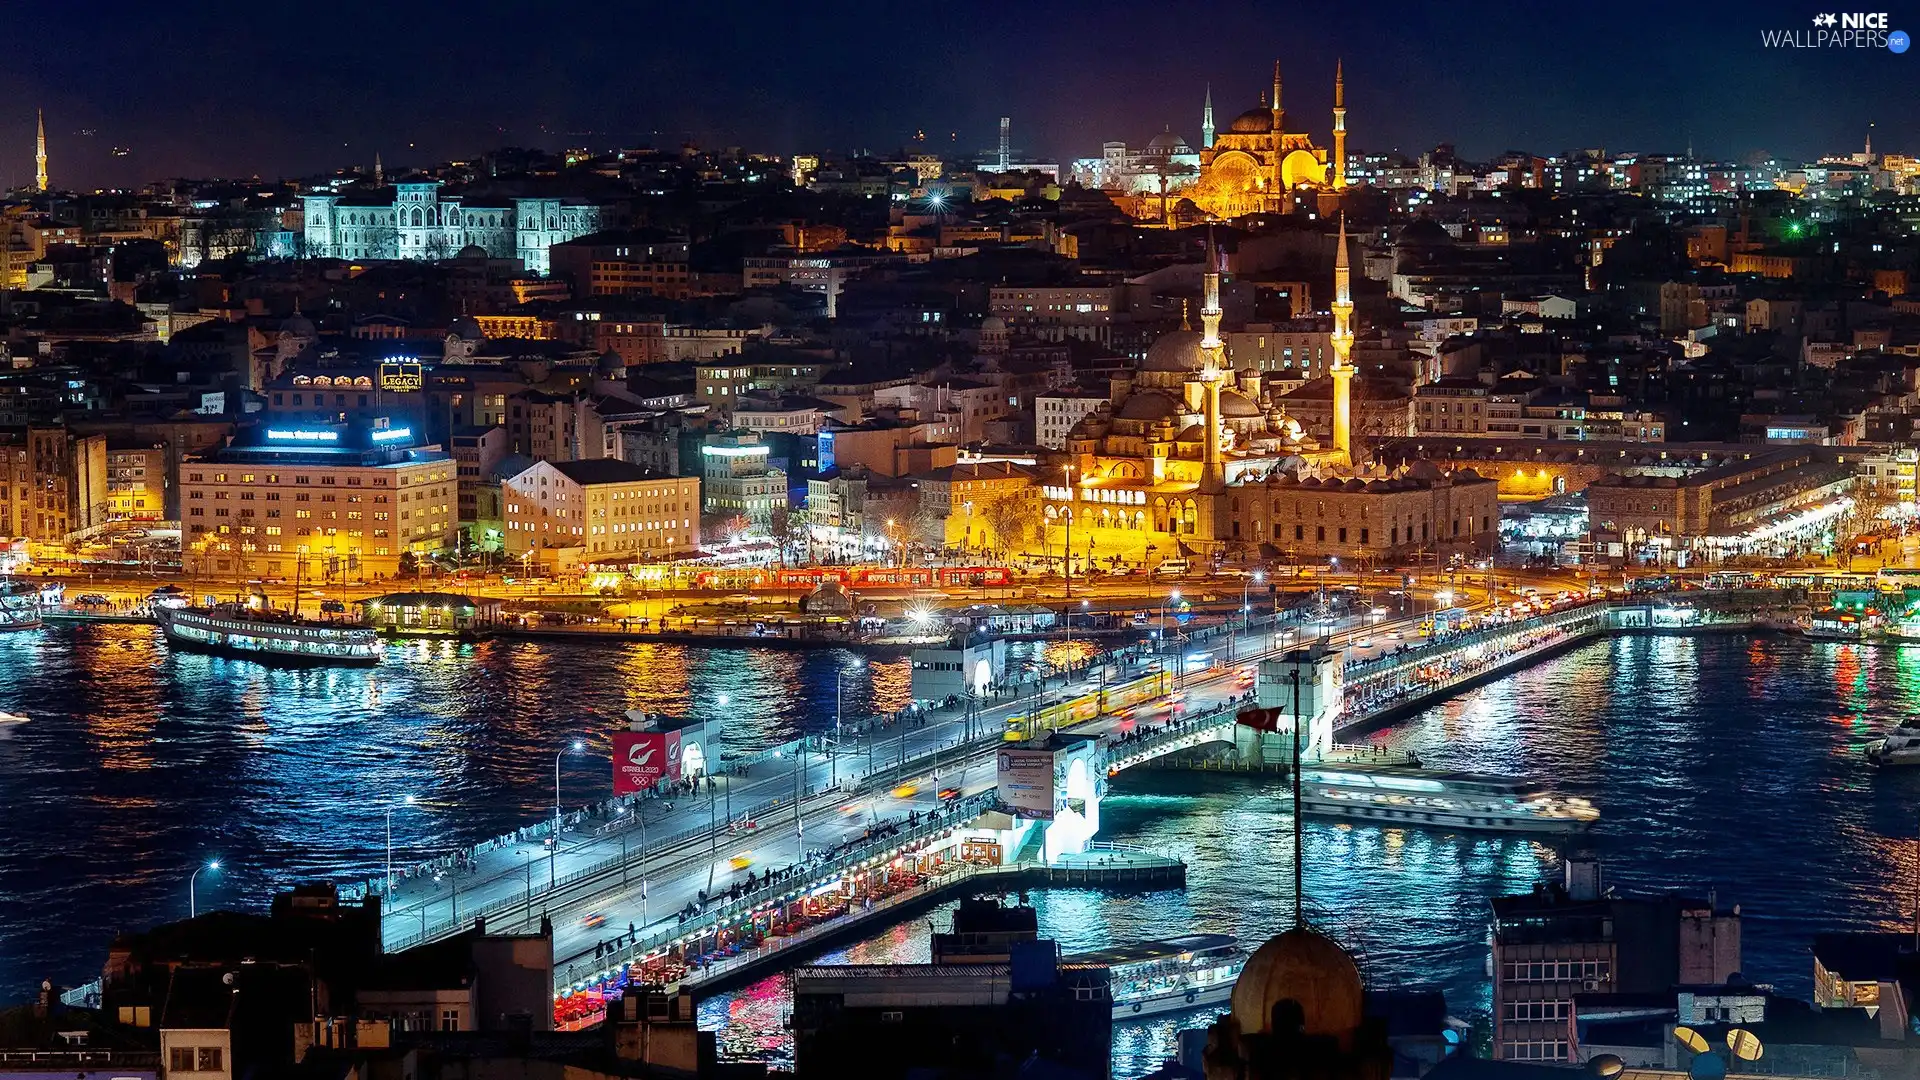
1490, 860, 1741, 1064
1585, 447, 1855, 562
699, 433, 788, 525
105, 442, 168, 522
501, 459, 698, 568
179, 420, 456, 581
355, 591, 503, 636
301, 179, 601, 275
911, 459, 1037, 555
0, 424, 108, 545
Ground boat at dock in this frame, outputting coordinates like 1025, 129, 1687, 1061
1069, 934, 1243, 1020
1297, 765, 1598, 834
158, 604, 382, 666
1801, 608, 1866, 642
0, 580, 41, 631
1867, 721, 1920, 766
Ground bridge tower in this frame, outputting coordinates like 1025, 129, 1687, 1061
1247, 647, 1343, 763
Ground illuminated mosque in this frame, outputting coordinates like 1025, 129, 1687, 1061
1187, 60, 1349, 219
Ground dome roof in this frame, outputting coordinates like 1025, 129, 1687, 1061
980, 315, 1007, 333
448, 314, 485, 341
1220, 389, 1263, 418
280, 311, 316, 338
1115, 390, 1181, 422
1229, 108, 1274, 134
455, 243, 489, 260
1142, 329, 1205, 372
1230, 926, 1365, 1042
1397, 217, 1452, 246
1146, 129, 1190, 153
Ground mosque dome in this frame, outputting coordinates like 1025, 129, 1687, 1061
280, 311, 316, 339
1141, 329, 1205, 372
597, 350, 626, 377
448, 314, 485, 342
1229, 108, 1275, 134
1221, 389, 1263, 418
1115, 390, 1182, 422
455, 243, 489, 260
1147, 129, 1190, 154
1230, 926, 1365, 1043
980, 315, 1007, 333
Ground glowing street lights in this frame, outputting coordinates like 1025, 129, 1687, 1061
384, 794, 417, 895
188, 859, 220, 918
551, 739, 584, 887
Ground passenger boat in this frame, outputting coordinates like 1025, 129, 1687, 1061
1070, 934, 1243, 1020
1297, 765, 1598, 834
0, 581, 41, 631
158, 604, 382, 666
1867, 721, 1920, 766
1801, 608, 1865, 642
0, 711, 27, 725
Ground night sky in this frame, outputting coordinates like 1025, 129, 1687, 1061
5, 0, 1915, 191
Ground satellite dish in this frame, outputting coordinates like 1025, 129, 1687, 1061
1673, 1026, 1709, 1054
1688, 1052, 1726, 1080
1726, 1028, 1764, 1061
1589, 1053, 1625, 1078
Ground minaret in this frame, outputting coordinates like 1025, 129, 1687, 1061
1199, 229, 1227, 493
1271, 60, 1284, 133
1270, 61, 1286, 212
1329, 214, 1355, 467
35, 109, 48, 193
1202, 84, 1215, 149
1332, 60, 1347, 189
374, 151, 384, 186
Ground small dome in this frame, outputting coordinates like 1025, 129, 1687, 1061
1230, 926, 1365, 1043
280, 312, 316, 338
448, 315, 485, 342
980, 315, 1007, 333
597, 350, 625, 376
1146, 129, 1189, 153
1176, 423, 1206, 443
1115, 390, 1181, 422
1220, 389, 1262, 418
1142, 329, 1205, 372
1229, 108, 1274, 134
455, 243, 489, 260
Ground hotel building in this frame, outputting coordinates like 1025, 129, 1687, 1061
502, 459, 699, 568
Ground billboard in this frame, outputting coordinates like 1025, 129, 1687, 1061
997, 747, 1056, 819
613, 732, 670, 794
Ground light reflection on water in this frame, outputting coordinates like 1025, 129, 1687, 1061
6, 629, 1920, 1075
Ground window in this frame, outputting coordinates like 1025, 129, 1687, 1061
441, 1008, 460, 1031
170, 1048, 196, 1072
198, 1046, 224, 1071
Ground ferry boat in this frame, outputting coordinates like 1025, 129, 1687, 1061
1802, 608, 1866, 642
1071, 934, 1243, 1020
1297, 765, 1598, 834
159, 604, 382, 666
0, 581, 41, 631
1867, 721, 1920, 766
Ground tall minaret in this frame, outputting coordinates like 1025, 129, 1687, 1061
1332, 60, 1347, 189
35, 109, 48, 193
1199, 229, 1227, 492
373, 151, 384, 186
1329, 214, 1355, 466
1271, 60, 1284, 133
1201, 84, 1215, 149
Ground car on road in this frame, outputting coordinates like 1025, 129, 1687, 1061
583, 912, 608, 929
938, 787, 961, 801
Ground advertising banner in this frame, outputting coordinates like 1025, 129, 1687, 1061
997, 747, 1056, 819
664, 729, 684, 783
613, 732, 669, 794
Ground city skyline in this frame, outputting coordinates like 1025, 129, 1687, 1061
5, 0, 1910, 191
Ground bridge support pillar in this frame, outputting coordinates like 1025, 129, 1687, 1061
1254, 647, 1344, 763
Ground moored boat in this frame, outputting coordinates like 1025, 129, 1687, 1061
159, 604, 382, 666
0, 580, 41, 631
1297, 765, 1598, 834
1867, 721, 1920, 766
1069, 934, 1243, 1020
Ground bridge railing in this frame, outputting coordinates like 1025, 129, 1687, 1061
557, 791, 1002, 988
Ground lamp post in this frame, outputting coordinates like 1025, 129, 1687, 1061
1062, 462, 1074, 598
552, 739, 584, 888
1234, 571, 1265, 662
1160, 589, 1181, 689
384, 794, 417, 896
188, 860, 220, 919
833, 658, 863, 785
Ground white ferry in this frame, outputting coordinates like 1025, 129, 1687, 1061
1071, 934, 1242, 1020
1802, 608, 1866, 642
1298, 766, 1598, 834
1867, 722, 1920, 766
0, 581, 41, 631
160, 605, 382, 666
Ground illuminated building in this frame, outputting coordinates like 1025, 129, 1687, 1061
106, 442, 168, 521
700, 435, 787, 524
0, 425, 107, 544
179, 421, 455, 581
1188, 61, 1347, 218
301, 179, 601, 274
502, 459, 698, 567
35, 109, 48, 193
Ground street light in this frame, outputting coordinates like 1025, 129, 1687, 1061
385, 794, 417, 895
1160, 589, 1182, 688
833, 658, 864, 784
552, 739, 584, 888
188, 859, 220, 919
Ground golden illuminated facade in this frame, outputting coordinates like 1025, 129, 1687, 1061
1188, 61, 1348, 219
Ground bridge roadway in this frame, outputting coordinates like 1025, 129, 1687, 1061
371, 613, 1399, 968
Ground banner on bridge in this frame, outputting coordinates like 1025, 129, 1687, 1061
613, 731, 675, 794
997, 747, 1056, 819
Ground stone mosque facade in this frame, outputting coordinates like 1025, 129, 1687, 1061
1042, 220, 1499, 567
1187, 60, 1350, 220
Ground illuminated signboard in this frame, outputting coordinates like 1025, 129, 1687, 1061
701, 445, 770, 457
369, 427, 414, 443
266, 429, 340, 443
379, 360, 424, 392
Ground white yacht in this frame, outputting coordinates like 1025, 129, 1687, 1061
1298, 766, 1598, 834
0, 711, 26, 726
0, 580, 41, 631
1071, 934, 1243, 1020
1868, 722, 1920, 766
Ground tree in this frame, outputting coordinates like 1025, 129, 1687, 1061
979, 493, 1033, 562
397, 551, 420, 578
